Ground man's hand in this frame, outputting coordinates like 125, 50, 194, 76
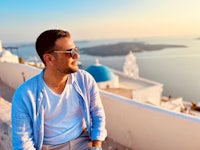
92, 140, 102, 147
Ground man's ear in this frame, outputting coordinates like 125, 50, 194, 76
43, 54, 55, 64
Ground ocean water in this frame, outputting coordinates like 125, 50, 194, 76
9, 36, 200, 102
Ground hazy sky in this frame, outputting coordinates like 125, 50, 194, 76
0, 0, 200, 43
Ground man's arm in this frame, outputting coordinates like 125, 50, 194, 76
12, 91, 36, 150
89, 77, 107, 149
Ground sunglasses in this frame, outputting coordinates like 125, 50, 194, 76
49, 47, 79, 58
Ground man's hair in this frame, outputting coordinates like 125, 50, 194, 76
35, 29, 71, 63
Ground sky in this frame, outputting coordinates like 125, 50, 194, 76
0, 0, 200, 43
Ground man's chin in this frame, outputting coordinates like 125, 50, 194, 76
71, 66, 79, 73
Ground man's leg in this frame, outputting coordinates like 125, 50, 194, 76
70, 131, 91, 150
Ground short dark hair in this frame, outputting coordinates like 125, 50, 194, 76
35, 29, 71, 63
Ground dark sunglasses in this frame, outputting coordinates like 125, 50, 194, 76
49, 47, 79, 58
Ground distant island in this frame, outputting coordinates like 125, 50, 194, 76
196, 37, 200, 40
80, 41, 187, 56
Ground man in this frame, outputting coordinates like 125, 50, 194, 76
12, 29, 107, 150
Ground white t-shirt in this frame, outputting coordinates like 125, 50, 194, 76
42, 77, 85, 145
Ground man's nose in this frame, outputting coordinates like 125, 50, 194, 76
72, 52, 80, 59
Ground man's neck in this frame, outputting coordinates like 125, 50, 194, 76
43, 70, 69, 94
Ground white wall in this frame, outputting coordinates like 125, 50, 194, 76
98, 76, 119, 89
100, 91, 200, 150
0, 62, 41, 89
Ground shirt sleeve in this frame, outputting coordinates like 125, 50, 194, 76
87, 73, 107, 141
12, 88, 36, 150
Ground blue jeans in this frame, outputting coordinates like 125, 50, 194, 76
42, 131, 91, 150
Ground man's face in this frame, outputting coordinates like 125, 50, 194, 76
50, 37, 80, 74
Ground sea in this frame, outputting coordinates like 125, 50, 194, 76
7, 35, 200, 102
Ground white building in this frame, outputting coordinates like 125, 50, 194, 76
86, 56, 163, 106
112, 69, 163, 106
0, 40, 19, 63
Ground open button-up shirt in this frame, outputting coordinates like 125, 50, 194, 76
12, 69, 107, 150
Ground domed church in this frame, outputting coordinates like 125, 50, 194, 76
86, 59, 119, 89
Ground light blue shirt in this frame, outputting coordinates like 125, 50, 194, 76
12, 69, 107, 150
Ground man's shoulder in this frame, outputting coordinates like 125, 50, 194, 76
74, 69, 93, 80
76, 69, 88, 74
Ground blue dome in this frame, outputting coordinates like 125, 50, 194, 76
86, 64, 115, 82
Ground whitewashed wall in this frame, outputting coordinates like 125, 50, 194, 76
101, 91, 200, 150
0, 62, 40, 89
98, 76, 119, 89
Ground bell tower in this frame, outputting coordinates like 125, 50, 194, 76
123, 51, 139, 79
